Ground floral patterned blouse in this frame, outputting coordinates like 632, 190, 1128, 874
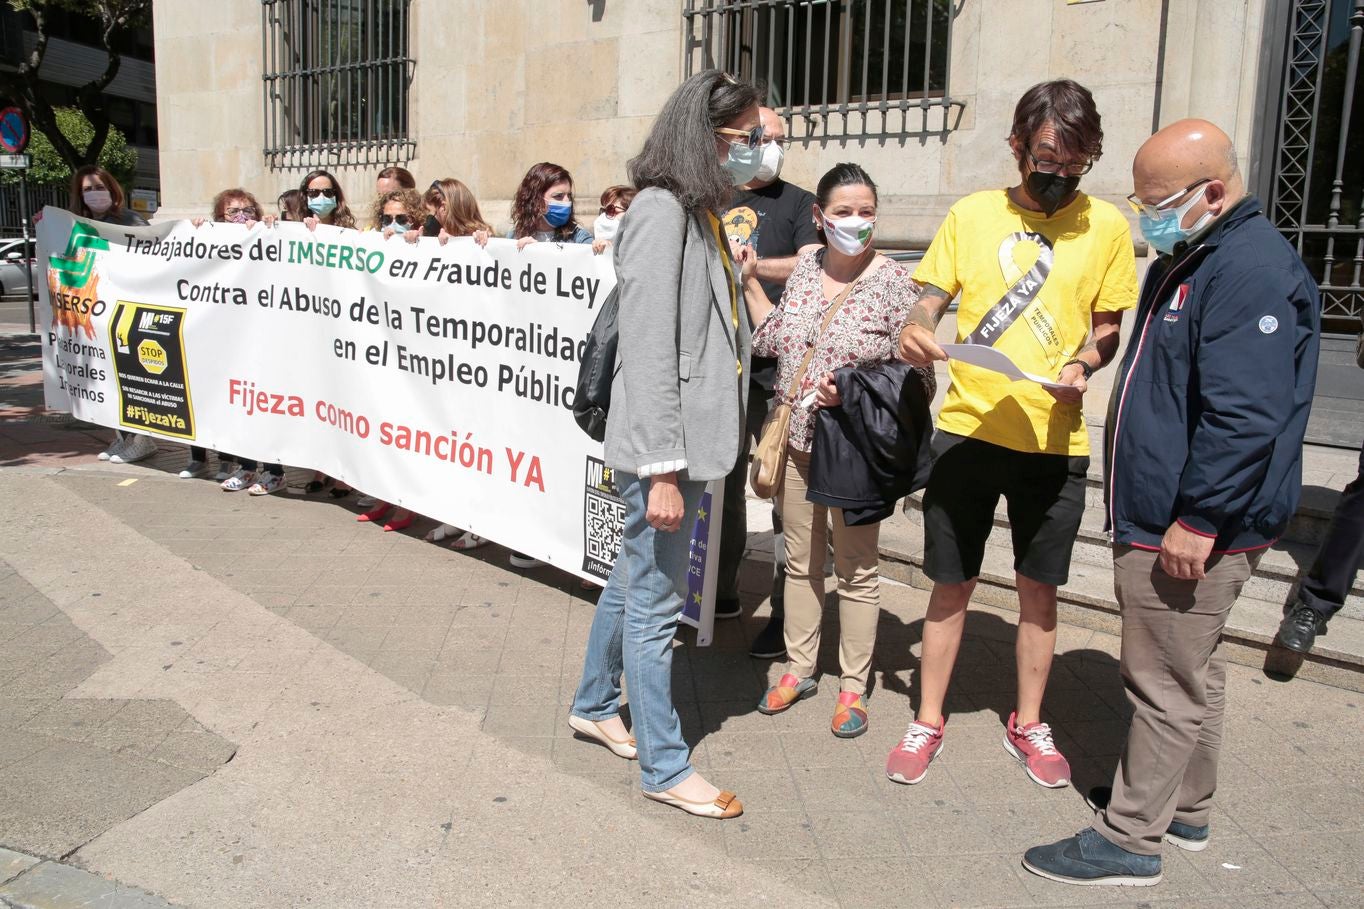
752, 250, 936, 453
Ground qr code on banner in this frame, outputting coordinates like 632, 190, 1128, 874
585, 494, 625, 562
582, 457, 626, 581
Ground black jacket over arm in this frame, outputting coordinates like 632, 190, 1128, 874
807, 361, 934, 526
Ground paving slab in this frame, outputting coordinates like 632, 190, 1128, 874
0, 857, 180, 909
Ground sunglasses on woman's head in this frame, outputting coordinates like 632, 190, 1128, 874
379, 214, 411, 227
305, 187, 336, 199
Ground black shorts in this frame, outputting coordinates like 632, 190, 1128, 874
921, 431, 1090, 587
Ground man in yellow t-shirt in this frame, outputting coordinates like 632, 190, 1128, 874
883, 80, 1138, 792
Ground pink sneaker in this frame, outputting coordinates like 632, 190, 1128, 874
885, 717, 944, 785
1002, 711, 1071, 788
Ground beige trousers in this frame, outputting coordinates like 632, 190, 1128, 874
1093, 545, 1258, 855
777, 447, 882, 695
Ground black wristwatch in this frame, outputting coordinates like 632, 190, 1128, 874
1063, 358, 1095, 381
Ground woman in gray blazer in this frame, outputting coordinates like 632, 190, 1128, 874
568, 71, 762, 819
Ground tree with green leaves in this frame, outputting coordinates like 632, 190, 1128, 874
0, 0, 152, 171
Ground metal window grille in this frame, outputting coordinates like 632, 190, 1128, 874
683, 0, 962, 141
1266, 0, 1364, 328
261, 0, 415, 171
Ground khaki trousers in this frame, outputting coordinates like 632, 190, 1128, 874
1093, 545, 1258, 855
777, 447, 882, 695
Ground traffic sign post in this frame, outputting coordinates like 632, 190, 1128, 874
0, 107, 34, 331
20, 171, 33, 333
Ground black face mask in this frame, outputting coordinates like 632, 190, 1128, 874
1026, 171, 1081, 216
423, 214, 441, 237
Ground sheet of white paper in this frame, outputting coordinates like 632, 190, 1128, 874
940, 343, 1071, 390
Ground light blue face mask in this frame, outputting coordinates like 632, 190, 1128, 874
307, 195, 338, 217
722, 141, 764, 186
545, 201, 573, 228
1139, 184, 1212, 255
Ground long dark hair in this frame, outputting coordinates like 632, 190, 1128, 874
298, 169, 356, 228
277, 189, 306, 221
628, 70, 760, 215
511, 162, 577, 240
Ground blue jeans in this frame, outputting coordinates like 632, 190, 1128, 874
571, 470, 705, 792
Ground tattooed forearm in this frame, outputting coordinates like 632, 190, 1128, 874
906, 284, 952, 332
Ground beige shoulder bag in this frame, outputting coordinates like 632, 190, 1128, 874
749, 273, 867, 499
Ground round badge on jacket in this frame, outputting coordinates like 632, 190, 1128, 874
1258, 315, 1279, 334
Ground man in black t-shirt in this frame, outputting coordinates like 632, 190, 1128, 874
718, 106, 823, 660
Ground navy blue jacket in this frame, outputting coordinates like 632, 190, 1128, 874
808, 361, 934, 526
1104, 196, 1320, 552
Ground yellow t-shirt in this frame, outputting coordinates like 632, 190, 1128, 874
914, 189, 1137, 456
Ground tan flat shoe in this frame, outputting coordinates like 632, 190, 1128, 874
642, 788, 743, 819
567, 715, 637, 760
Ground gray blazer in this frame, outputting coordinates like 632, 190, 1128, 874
603, 187, 752, 482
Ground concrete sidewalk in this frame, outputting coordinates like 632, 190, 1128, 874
2, 336, 1363, 908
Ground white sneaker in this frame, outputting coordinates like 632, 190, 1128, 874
221, 468, 256, 492
247, 472, 284, 496
99, 436, 129, 461
509, 552, 546, 569
178, 460, 208, 479
110, 434, 157, 463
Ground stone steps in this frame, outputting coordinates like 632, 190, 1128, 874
900, 488, 1364, 621
878, 495, 1364, 693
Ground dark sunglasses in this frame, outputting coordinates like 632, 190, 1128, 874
715, 125, 764, 149
379, 214, 412, 227
600, 205, 628, 217
305, 187, 337, 199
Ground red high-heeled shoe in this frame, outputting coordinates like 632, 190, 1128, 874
383, 513, 414, 532
357, 503, 393, 523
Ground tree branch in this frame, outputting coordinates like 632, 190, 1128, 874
1, 4, 83, 166
75, 0, 150, 164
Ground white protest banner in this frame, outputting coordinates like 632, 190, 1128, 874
36, 207, 723, 643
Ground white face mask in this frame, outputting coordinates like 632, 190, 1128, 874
83, 189, 113, 214
820, 210, 875, 256
593, 212, 619, 242
754, 142, 785, 183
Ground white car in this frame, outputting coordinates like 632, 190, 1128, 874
0, 238, 37, 298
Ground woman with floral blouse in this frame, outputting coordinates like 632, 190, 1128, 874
737, 162, 935, 739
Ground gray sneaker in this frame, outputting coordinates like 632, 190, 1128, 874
99, 435, 130, 461
1023, 828, 1162, 887
110, 434, 157, 463
178, 460, 209, 479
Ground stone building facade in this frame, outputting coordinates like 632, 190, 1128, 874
150, 0, 1269, 246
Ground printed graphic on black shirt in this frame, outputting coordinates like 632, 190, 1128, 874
722, 206, 763, 250
582, 456, 626, 581
108, 301, 196, 439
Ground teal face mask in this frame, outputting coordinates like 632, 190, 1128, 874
722, 141, 763, 186
1138, 184, 1212, 255
307, 195, 338, 217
